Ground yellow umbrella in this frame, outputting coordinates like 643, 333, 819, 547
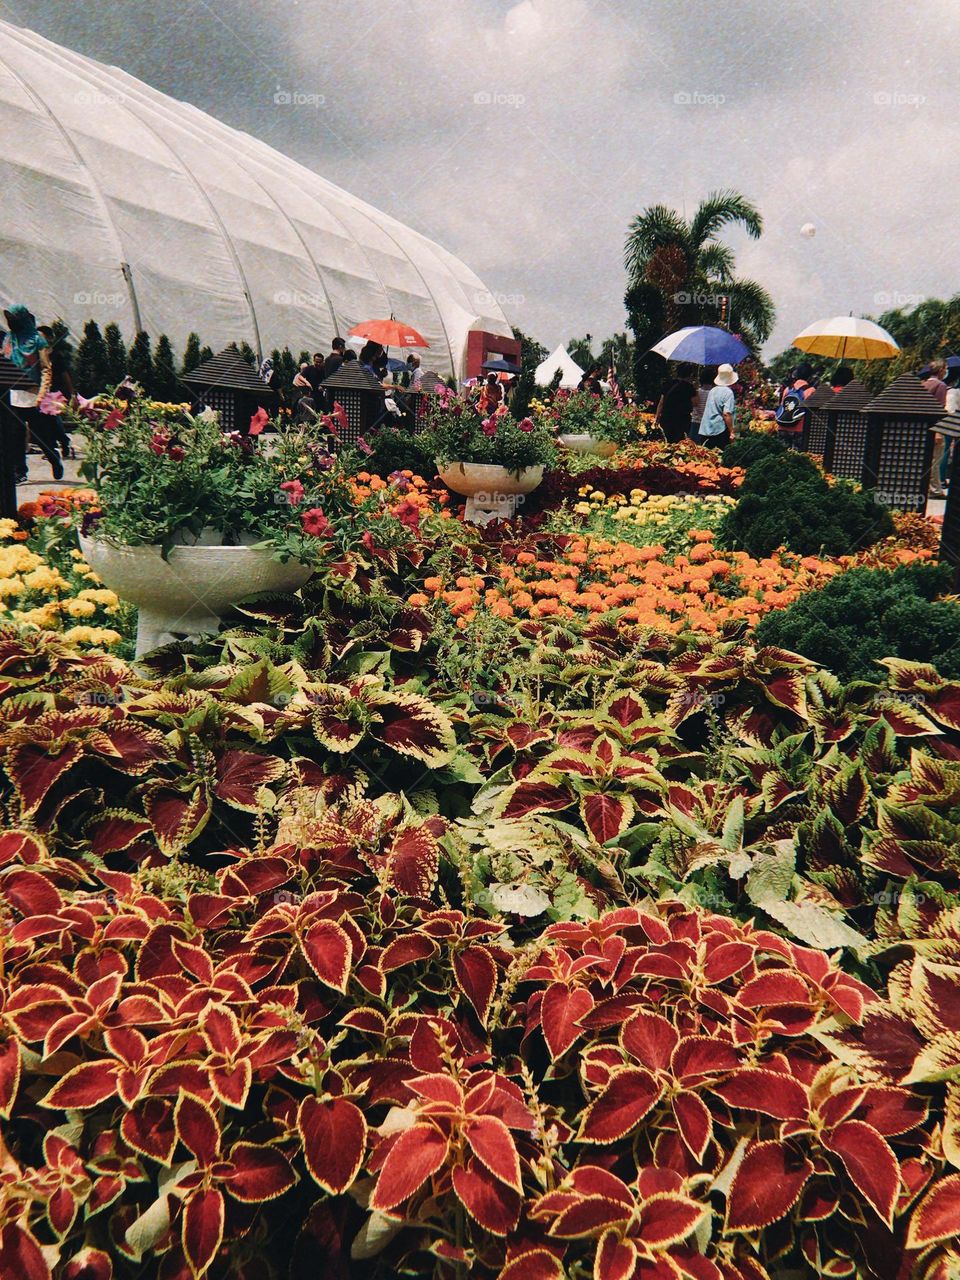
792, 315, 900, 361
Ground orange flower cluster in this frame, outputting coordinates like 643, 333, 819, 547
18, 488, 101, 522
414, 527, 932, 634
349, 471, 451, 518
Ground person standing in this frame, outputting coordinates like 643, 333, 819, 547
407, 353, 424, 390
923, 360, 949, 496
2, 304, 62, 481
698, 363, 738, 449
37, 323, 74, 458
941, 366, 960, 492
689, 368, 714, 441
321, 337, 346, 390
655, 362, 696, 443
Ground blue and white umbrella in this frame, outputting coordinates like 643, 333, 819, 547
649, 325, 751, 365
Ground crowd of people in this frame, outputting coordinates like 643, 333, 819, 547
653, 361, 742, 448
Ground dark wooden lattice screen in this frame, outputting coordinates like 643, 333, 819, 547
863, 419, 933, 513
825, 409, 869, 479
940, 433, 960, 582
803, 406, 830, 457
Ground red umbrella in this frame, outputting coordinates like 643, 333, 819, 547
348, 318, 430, 349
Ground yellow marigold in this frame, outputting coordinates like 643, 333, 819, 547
0, 577, 25, 598
77, 588, 120, 607
64, 598, 98, 618
23, 566, 68, 593
0, 518, 19, 539
62, 626, 123, 647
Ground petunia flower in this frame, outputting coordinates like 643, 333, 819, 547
248, 407, 270, 435
39, 391, 67, 415
301, 507, 332, 538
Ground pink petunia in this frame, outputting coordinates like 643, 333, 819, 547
248, 407, 270, 435
39, 391, 67, 415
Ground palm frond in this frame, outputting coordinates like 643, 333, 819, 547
689, 190, 763, 249
624, 205, 689, 281
698, 243, 736, 283
723, 277, 776, 345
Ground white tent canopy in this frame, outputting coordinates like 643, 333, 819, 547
535, 344, 584, 389
0, 21, 513, 377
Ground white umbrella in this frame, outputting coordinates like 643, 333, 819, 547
792, 316, 900, 361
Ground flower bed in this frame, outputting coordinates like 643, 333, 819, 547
1, 430, 959, 1279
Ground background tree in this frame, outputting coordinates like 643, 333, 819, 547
199, 344, 214, 364
181, 332, 202, 374
73, 320, 109, 395
510, 325, 548, 419
624, 190, 776, 400
567, 333, 595, 373
151, 334, 180, 402
237, 341, 257, 367
127, 330, 153, 395
103, 322, 127, 386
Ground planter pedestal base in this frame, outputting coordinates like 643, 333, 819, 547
134, 605, 223, 655
463, 493, 521, 525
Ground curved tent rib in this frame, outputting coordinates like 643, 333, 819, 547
0, 19, 513, 375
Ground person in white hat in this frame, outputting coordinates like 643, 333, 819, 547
697, 362, 738, 448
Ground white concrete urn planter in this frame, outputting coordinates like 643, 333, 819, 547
557, 433, 617, 457
436, 461, 543, 525
79, 533, 313, 656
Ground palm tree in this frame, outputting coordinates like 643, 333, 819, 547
624, 190, 776, 350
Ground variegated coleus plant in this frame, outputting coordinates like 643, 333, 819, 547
1, 812, 957, 1280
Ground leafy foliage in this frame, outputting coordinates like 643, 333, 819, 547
717, 451, 894, 557
755, 562, 960, 681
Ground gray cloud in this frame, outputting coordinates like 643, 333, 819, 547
5, 0, 958, 354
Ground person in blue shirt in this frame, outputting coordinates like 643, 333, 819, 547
698, 363, 738, 448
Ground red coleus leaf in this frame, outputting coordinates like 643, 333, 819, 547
577, 1067, 662, 1143
41, 1060, 118, 1110
595, 1231, 637, 1280
122, 1098, 177, 1166
737, 972, 812, 1007
501, 781, 573, 820
380, 934, 438, 972
0, 1224, 51, 1280
370, 1123, 449, 1212
710, 1068, 809, 1120
6, 742, 83, 814
454, 946, 498, 1026
639, 1193, 706, 1246
384, 823, 439, 897
301, 919, 352, 992
0, 1038, 21, 1118
452, 1157, 521, 1235
62, 1246, 113, 1280
144, 786, 210, 855
907, 1172, 960, 1249
464, 1115, 521, 1192
498, 1250, 564, 1280
621, 1010, 679, 1071
580, 792, 634, 845
726, 1140, 814, 1231
175, 1094, 221, 1168
541, 982, 594, 1061
822, 1120, 899, 1227
548, 1194, 631, 1237
299, 1096, 367, 1194
374, 692, 456, 766
182, 1187, 224, 1278
226, 1143, 297, 1202
214, 749, 285, 811
673, 1090, 713, 1161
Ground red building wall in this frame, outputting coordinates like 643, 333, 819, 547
465, 330, 521, 380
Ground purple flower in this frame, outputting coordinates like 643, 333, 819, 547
518, 417, 535, 433
356, 436, 374, 456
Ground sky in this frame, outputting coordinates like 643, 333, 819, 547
3, 0, 958, 357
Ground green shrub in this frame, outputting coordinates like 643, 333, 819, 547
717, 450, 893, 557
365, 425, 434, 478
722, 431, 787, 470
754, 561, 960, 680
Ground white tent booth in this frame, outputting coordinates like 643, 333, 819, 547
535, 344, 584, 389
0, 21, 513, 378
